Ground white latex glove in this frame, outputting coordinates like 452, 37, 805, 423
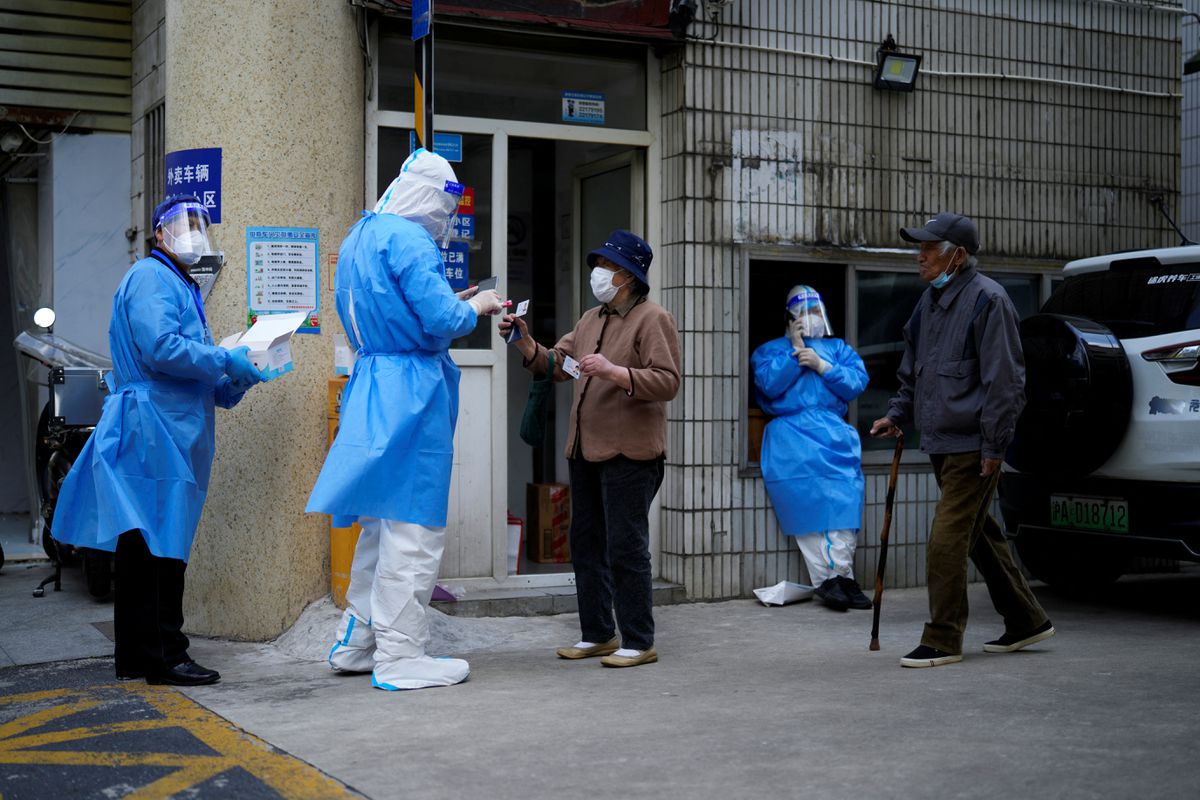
467, 289, 503, 316
794, 347, 831, 375
787, 318, 806, 350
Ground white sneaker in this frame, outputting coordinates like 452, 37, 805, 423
372, 656, 470, 690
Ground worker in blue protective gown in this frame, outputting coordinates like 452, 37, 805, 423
752, 285, 873, 612
306, 149, 503, 691
52, 195, 264, 686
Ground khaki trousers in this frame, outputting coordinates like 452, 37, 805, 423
922, 452, 1048, 654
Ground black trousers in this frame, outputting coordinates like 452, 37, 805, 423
114, 530, 190, 677
568, 456, 664, 652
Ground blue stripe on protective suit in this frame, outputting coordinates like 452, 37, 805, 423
752, 336, 869, 535
306, 212, 477, 527
51, 252, 232, 562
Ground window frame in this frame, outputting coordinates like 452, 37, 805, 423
738, 247, 1061, 476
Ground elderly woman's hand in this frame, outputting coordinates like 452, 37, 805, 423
580, 352, 629, 385
498, 314, 537, 358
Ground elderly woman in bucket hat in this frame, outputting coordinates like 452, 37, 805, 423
500, 230, 681, 668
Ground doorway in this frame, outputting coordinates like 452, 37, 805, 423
504, 137, 645, 576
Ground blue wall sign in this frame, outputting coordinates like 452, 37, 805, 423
452, 214, 474, 241
562, 91, 605, 125
412, 0, 430, 40
409, 131, 463, 162
165, 147, 222, 223
440, 241, 470, 290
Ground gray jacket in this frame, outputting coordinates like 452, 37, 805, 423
886, 264, 1025, 458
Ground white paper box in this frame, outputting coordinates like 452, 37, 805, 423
220, 311, 308, 380
752, 580, 815, 606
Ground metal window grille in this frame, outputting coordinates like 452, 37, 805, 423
142, 102, 164, 253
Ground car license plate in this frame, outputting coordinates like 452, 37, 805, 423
1049, 495, 1129, 533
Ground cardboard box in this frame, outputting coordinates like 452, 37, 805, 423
327, 375, 349, 419
526, 483, 571, 563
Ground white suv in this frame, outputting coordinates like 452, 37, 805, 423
999, 245, 1200, 588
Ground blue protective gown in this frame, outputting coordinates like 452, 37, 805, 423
52, 250, 240, 562
306, 212, 478, 527
752, 336, 869, 535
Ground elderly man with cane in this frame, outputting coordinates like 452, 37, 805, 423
870, 212, 1054, 668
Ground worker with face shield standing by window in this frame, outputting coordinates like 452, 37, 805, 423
52, 194, 264, 686
307, 149, 503, 691
752, 285, 872, 611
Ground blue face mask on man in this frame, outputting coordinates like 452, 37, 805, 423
929, 246, 963, 289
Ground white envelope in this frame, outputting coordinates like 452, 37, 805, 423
752, 580, 815, 606
220, 311, 308, 380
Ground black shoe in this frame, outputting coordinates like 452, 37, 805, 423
147, 661, 221, 686
899, 645, 963, 668
983, 620, 1055, 653
814, 577, 849, 611
838, 577, 873, 610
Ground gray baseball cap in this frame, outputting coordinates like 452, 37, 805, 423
900, 212, 980, 254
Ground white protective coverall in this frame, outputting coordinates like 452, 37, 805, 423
308, 149, 499, 689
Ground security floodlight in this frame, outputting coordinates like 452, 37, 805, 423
33, 307, 55, 328
873, 35, 922, 92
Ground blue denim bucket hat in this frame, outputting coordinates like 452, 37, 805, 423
586, 229, 653, 285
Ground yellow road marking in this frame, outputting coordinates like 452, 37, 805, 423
0, 681, 356, 799
0, 700, 102, 741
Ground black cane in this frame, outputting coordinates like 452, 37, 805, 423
869, 434, 904, 651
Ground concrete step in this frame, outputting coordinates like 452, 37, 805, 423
432, 580, 687, 618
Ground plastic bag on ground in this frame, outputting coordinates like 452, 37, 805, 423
753, 580, 815, 606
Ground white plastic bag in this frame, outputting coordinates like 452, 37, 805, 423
753, 580, 814, 606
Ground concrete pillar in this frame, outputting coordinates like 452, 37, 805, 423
165, 0, 363, 639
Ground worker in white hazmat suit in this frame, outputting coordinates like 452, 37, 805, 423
752, 285, 873, 611
307, 149, 503, 690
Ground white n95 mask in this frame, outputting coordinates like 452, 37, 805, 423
166, 229, 208, 266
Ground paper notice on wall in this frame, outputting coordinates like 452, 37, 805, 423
247, 227, 320, 333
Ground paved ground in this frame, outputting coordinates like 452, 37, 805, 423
1, 559, 1198, 799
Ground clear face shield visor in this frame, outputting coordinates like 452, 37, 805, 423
435, 180, 464, 247
158, 201, 213, 265
786, 290, 832, 338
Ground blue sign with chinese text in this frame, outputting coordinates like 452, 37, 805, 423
412, 0, 430, 40
165, 148, 222, 223
440, 241, 470, 290
452, 214, 474, 241
408, 131, 462, 162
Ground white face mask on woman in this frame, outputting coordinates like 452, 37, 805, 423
589, 267, 623, 304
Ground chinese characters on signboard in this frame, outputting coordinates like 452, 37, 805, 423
246, 227, 320, 333
440, 186, 474, 289
165, 148, 222, 223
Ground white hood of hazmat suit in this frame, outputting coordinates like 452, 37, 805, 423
374, 148, 462, 243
